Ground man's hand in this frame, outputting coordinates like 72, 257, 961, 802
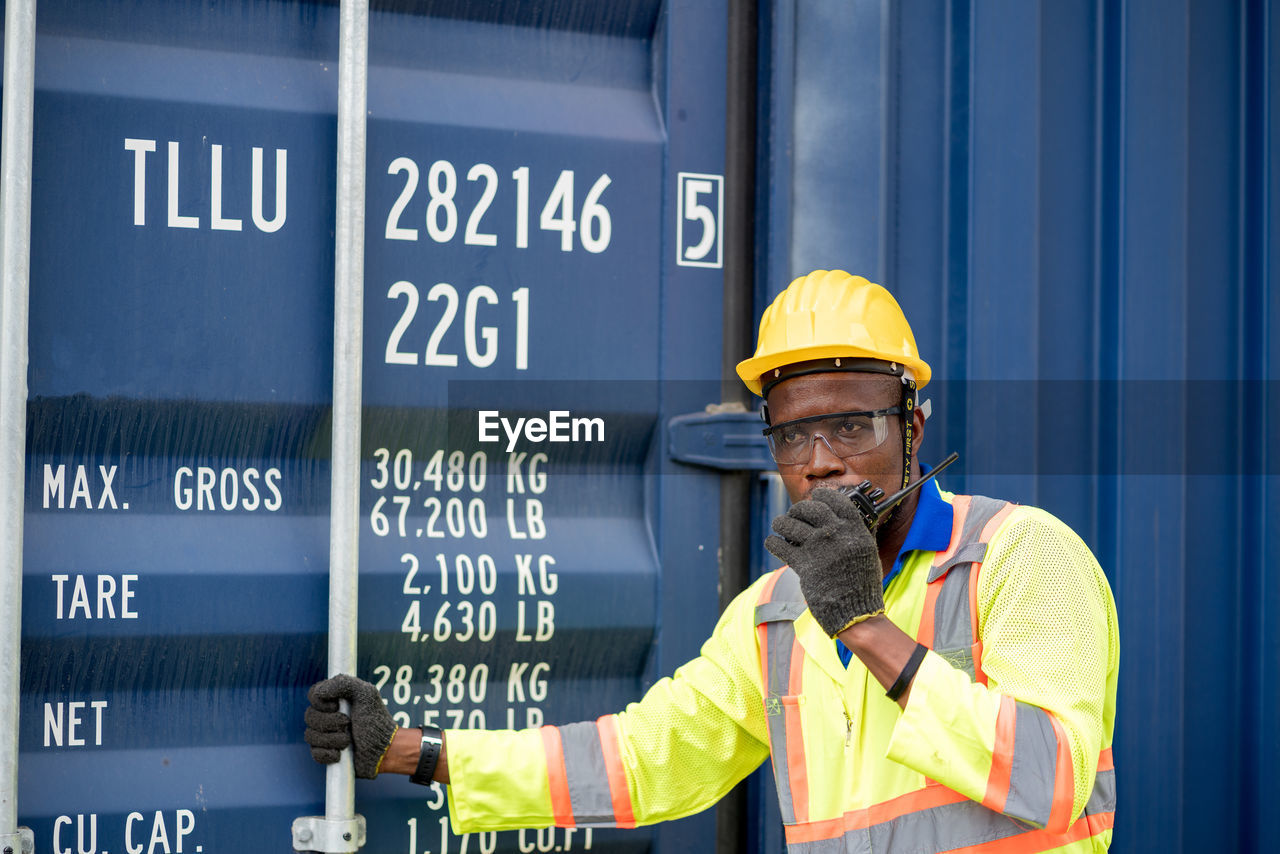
764, 487, 885, 637
304, 674, 398, 779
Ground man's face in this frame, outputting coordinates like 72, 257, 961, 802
765, 372, 913, 504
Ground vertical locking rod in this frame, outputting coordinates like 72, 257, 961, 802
327, 0, 370, 832
294, 0, 369, 850
0, 1, 38, 852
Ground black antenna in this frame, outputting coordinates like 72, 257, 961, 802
838, 452, 960, 530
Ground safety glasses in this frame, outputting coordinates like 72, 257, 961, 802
762, 407, 900, 465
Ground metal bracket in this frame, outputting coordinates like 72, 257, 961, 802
667, 408, 774, 471
292, 815, 366, 853
0, 827, 35, 854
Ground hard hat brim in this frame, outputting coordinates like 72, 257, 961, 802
737, 345, 931, 397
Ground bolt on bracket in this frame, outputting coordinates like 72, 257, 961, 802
0, 827, 35, 854
292, 815, 366, 853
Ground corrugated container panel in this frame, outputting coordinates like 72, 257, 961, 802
762, 0, 1278, 851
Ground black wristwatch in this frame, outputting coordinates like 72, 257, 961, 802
410, 726, 444, 786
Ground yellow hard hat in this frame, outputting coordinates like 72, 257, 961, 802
736, 270, 932, 397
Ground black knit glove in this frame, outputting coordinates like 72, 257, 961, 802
764, 487, 885, 636
304, 674, 398, 779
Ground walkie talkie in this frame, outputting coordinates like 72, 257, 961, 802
837, 452, 960, 531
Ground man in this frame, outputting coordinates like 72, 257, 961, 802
307, 270, 1119, 852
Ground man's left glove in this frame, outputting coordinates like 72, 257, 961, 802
304, 674, 398, 779
764, 487, 885, 637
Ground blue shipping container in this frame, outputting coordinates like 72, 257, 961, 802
7, 1, 1278, 853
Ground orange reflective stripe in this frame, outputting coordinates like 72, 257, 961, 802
783, 818, 842, 845
917, 580, 941, 647
785, 640, 809, 824
785, 794, 1114, 850
982, 694, 1016, 812
755, 569, 784, 692
788, 632, 806, 695
968, 561, 987, 684
757, 569, 806, 827
756, 571, 781, 687
595, 715, 636, 828
967, 563, 981, 632
861, 784, 970, 827
972, 639, 987, 685
1085, 807, 1116, 836
941, 809, 1113, 853
540, 725, 574, 827
783, 785, 971, 843
1047, 713, 1076, 833
783, 699, 809, 824
970, 503, 1012, 685
977, 503, 1015, 540
759, 567, 785, 602
783, 756, 1113, 849
920, 495, 971, 647
935, 495, 972, 565
756, 623, 770, 690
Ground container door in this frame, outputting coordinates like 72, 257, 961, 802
19, 2, 731, 852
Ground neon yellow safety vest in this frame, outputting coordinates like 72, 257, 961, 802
446, 492, 1120, 854
756, 495, 1116, 851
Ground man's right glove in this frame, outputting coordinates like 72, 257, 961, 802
304, 674, 398, 779
764, 487, 885, 637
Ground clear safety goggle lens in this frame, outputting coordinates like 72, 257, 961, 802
763, 408, 899, 465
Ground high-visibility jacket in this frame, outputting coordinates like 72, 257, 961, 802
446, 491, 1120, 853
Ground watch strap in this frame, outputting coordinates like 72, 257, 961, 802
886, 643, 928, 702
409, 726, 444, 786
